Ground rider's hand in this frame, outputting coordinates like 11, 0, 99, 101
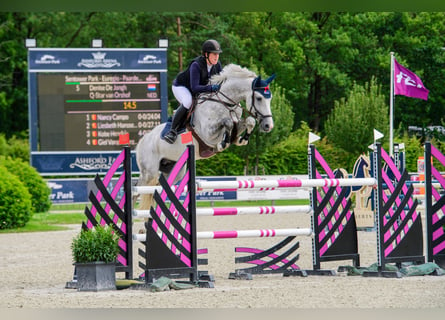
211, 84, 220, 92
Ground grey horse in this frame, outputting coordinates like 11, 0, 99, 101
135, 64, 276, 209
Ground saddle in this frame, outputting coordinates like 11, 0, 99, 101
159, 107, 215, 158
185, 123, 216, 159
161, 97, 238, 159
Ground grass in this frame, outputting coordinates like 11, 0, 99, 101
0, 203, 86, 233
0, 212, 86, 233
0, 199, 309, 233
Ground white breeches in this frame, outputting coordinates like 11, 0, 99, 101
172, 85, 193, 109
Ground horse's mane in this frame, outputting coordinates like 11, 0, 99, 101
210, 64, 257, 84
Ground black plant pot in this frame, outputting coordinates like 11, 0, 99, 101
75, 262, 116, 292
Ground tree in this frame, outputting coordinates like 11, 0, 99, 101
231, 81, 294, 174
377, 12, 445, 130
324, 76, 388, 154
1, 12, 445, 146
0, 13, 30, 137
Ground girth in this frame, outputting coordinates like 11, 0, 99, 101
185, 121, 238, 159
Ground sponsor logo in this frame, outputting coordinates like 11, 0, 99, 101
138, 54, 162, 64
77, 52, 121, 68
47, 181, 63, 189
35, 54, 61, 64
69, 155, 120, 171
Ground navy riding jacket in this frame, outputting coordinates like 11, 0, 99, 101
173, 56, 222, 96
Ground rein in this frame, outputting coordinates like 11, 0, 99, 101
197, 90, 239, 109
195, 77, 272, 122
196, 90, 247, 122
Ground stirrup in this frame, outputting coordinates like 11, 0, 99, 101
164, 131, 177, 144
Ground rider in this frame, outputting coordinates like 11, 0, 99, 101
163, 39, 223, 144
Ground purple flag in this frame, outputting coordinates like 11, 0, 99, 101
394, 59, 429, 100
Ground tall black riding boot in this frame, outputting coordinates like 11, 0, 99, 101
164, 105, 188, 144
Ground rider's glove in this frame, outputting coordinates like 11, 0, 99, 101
210, 84, 220, 92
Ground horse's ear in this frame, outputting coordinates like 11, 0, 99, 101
252, 76, 261, 89
266, 73, 276, 84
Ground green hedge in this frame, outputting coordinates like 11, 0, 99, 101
196, 151, 245, 176
0, 133, 29, 162
0, 156, 51, 213
0, 166, 33, 229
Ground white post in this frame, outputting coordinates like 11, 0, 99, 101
196, 178, 376, 191
390, 52, 395, 156
133, 228, 313, 241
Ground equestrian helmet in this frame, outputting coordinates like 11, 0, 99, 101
202, 39, 222, 54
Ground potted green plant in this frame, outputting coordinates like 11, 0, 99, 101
71, 225, 120, 291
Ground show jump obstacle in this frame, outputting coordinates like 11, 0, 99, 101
70, 138, 445, 286
363, 143, 424, 277
82, 147, 133, 279
134, 143, 379, 283
424, 142, 445, 267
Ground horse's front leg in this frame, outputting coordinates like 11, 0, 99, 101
215, 118, 234, 152
235, 116, 256, 146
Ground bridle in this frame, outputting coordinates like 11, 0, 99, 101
250, 77, 273, 121
196, 76, 272, 123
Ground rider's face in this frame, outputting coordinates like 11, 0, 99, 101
206, 52, 220, 65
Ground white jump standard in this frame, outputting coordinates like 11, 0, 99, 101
134, 227, 313, 241
196, 177, 376, 191
132, 178, 376, 195
133, 204, 313, 218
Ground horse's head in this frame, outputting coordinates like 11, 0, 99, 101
249, 74, 276, 132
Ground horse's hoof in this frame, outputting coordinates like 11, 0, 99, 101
217, 142, 226, 152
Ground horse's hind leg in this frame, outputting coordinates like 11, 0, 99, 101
138, 192, 154, 211
135, 173, 158, 211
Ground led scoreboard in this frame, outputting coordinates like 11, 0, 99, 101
39, 72, 161, 151
28, 48, 168, 175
